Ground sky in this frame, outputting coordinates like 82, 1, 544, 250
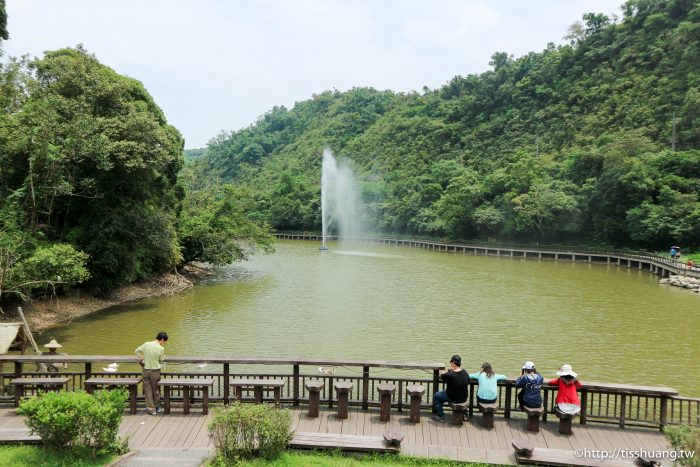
4, 0, 622, 149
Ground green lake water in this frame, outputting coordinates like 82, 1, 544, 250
51, 240, 700, 396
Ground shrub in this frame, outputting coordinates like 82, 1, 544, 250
17, 389, 128, 457
208, 402, 292, 464
665, 425, 700, 467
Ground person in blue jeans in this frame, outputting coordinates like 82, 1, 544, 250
431, 355, 470, 423
515, 361, 543, 409
469, 362, 506, 404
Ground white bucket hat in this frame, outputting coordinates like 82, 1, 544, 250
522, 361, 535, 370
556, 364, 577, 378
44, 339, 63, 349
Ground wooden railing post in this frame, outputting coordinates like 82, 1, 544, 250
293, 364, 299, 407
469, 382, 475, 417
223, 363, 230, 404
542, 390, 549, 422
14, 361, 22, 379
432, 369, 439, 405
660, 395, 668, 431
362, 366, 369, 410
504, 385, 512, 419
619, 393, 627, 428
580, 388, 588, 425
328, 376, 334, 409
85, 362, 92, 380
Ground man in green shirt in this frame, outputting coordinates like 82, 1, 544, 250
135, 332, 168, 415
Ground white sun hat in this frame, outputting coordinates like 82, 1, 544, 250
556, 364, 577, 378
522, 361, 535, 370
44, 339, 63, 349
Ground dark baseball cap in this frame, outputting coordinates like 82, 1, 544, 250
450, 355, 462, 366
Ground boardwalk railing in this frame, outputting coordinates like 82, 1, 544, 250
1, 355, 697, 431
274, 233, 700, 279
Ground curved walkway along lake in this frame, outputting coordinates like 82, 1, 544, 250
53, 240, 700, 396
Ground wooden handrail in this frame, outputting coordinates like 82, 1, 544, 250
0, 355, 680, 396
0, 355, 443, 370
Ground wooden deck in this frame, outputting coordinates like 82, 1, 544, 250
0, 406, 674, 465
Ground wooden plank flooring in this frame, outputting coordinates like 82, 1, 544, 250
0, 406, 674, 465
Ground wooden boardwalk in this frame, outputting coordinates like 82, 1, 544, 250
0, 406, 674, 465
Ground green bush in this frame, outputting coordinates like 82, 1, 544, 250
665, 425, 700, 467
208, 402, 292, 464
664, 425, 700, 467
17, 389, 128, 458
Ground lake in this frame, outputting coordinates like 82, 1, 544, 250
51, 240, 700, 396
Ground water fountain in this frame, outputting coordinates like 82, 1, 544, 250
320, 148, 363, 250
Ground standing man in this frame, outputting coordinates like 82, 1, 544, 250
431, 354, 470, 423
135, 332, 168, 415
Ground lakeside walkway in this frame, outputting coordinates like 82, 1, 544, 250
274, 233, 700, 280
0, 406, 674, 466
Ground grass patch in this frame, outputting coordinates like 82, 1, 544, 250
236, 450, 493, 466
0, 445, 115, 467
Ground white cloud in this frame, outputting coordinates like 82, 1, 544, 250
3, 0, 621, 148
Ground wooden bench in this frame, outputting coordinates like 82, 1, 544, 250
512, 438, 643, 466
554, 406, 575, 435
230, 378, 285, 405
377, 382, 395, 422
477, 401, 498, 429
304, 379, 324, 418
290, 432, 399, 453
448, 402, 468, 426
84, 377, 141, 414
406, 384, 425, 423
11, 377, 70, 406
0, 428, 41, 444
333, 381, 353, 420
159, 378, 215, 414
523, 405, 544, 432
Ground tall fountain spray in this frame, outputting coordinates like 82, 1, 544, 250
321, 148, 363, 249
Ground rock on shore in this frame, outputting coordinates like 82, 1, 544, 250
659, 275, 700, 293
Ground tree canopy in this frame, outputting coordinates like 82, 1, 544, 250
0, 47, 273, 298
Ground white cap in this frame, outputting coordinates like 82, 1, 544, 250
522, 361, 535, 370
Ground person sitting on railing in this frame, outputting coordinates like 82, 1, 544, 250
515, 361, 543, 409
469, 362, 506, 404
431, 354, 470, 423
548, 364, 582, 415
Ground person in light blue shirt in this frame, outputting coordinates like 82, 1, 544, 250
469, 362, 507, 404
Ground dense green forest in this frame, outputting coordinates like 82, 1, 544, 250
0, 0, 272, 300
195, 0, 700, 248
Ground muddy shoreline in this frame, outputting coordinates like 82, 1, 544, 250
0, 264, 213, 335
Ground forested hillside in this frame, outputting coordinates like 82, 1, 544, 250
196, 0, 700, 248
